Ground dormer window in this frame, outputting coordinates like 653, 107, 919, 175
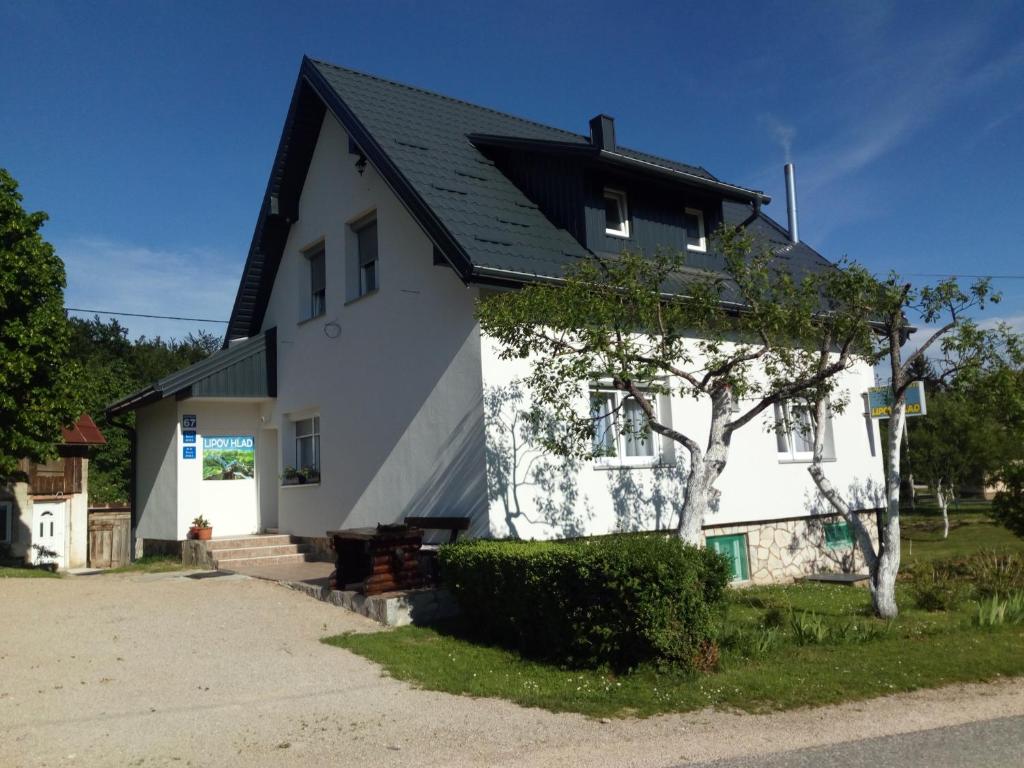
684, 208, 706, 252
603, 188, 629, 238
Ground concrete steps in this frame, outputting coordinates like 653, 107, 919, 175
204, 534, 316, 572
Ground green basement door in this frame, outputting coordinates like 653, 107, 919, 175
706, 533, 750, 581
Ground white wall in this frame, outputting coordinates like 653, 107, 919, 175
479, 333, 885, 539
174, 399, 261, 538
258, 112, 488, 538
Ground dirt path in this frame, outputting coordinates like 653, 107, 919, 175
2, 572, 1022, 768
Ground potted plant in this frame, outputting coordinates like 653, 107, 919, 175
282, 466, 303, 486
189, 515, 213, 540
298, 466, 320, 484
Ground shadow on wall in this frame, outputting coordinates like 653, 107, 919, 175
802, 475, 886, 573
607, 462, 689, 533
401, 402, 490, 541
484, 383, 592, 539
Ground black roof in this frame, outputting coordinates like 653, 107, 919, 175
225, 57, 834, 342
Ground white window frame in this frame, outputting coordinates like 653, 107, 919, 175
684, 207, 706, 252
603, 188, 630, 239
590, 387, 660, 468
304, 243, 326, 321
347, 212, 379, 303
0, 500, 12, 544
774, 400, 835, 463
292, 415, 321, 477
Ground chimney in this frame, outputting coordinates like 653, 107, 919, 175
784, 163, 799, 244
589, 114, 616, 151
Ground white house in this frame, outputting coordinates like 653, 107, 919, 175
109, 58, 885, 582
1, 414, 106, 570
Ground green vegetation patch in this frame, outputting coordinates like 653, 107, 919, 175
325, 583, 1024, 718
101, 555, 185, 574
438, 535, 730, 671
0, 565, 60, 578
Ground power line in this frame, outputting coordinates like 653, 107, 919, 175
66, 307, 229, 323
900, 273, 1024, 280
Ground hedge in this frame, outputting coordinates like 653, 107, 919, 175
438, 534, 731, 671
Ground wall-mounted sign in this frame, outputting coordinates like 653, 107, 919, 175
182, 430, 196, 444
202, 435, 255, 481
867, 381, 927, 419
182, 415, 197, 429
183, 446, 196, 460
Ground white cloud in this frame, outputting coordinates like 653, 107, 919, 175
56, 236, 243, 341
980, 314, 1024, 335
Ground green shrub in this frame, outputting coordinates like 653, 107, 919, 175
723, 626, 783, 659
991, 464, 1024, 538
790, 610, 829, 645
908, 563, 969, 611
974, 592, 1024, 627
967, 551, 1024, 598
438, 534, 731, 671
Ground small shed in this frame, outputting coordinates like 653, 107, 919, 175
0, 414, 107, 569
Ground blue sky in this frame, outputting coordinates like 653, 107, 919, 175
2, 0, 1023, 340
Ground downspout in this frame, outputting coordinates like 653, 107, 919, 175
739, 197, 762, 228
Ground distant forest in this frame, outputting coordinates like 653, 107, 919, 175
69, 317, 219, 503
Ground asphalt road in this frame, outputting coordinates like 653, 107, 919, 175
685, 715, 1024, 767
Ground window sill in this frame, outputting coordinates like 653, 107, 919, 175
344, 288, 379, 307
604, 229, 630, 239
686, 244, 707, 253
281, 481, 320, 489
298, 312, 325, 326
777, 457, 837, 465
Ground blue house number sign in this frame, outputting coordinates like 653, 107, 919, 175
183, 446, 196, 460
182, 430, 196, 444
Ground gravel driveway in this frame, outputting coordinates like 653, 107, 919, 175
2, 572, 1022, 767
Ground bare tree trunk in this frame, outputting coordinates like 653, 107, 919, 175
673, 388, 733, 546
873, 399, 906, 619
936, 481, 950, 540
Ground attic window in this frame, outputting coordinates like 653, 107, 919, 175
684, 208, 706, 252
603, 188, 629, 238
305, 244, 326, 319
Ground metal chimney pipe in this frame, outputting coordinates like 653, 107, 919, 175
784, 163, 799, 244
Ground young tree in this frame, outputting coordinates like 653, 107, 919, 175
807, 276, 997, 618
477, 228, 875, 544
0, 169, 80, 483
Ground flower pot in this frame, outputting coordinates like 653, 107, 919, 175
190, 526, 213, 541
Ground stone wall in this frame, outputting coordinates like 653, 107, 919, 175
702, 511, 880, 585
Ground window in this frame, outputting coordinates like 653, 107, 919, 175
706, 534, 750, 581
684, 208, 706, 252
355, 217, 378, 297
294, 416, 320, 477
0, 501, 11, 544
590, 387, 659, 466
774, 400, 835, 462
306, 245, 326, 319
603, 188, 629, 238
824, 521, 853, 550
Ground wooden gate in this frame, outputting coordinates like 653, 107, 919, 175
88, 507, 131, 568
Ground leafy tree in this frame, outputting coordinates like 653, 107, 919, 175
992, 463, 1024, 538
807, 275, 998, 618
0, 169, 80, 483
477, 228, 874, 544
67, 316, 219, 503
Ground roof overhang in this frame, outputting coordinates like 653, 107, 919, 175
107, 329, 277, 417
468, 133, 771, 205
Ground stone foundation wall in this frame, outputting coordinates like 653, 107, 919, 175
703, 511, 879, 585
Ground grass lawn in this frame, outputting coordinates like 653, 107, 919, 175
326, 513, 1024, 718
326, 584, 1023, 717
101, 555, 186, 574
0, 565, 60, 578
901, 505, 1024, 565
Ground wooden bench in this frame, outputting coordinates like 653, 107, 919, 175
404, 516, 471, 544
